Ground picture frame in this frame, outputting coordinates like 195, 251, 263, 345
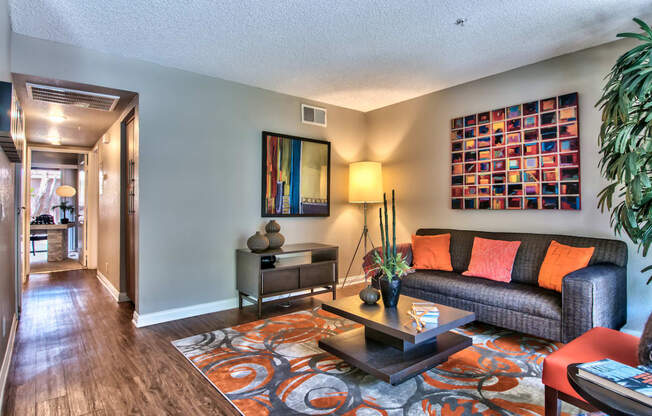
262, 131, 331, 217
450, 92, 580, 210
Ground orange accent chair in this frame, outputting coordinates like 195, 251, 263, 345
542, 326, 640, 416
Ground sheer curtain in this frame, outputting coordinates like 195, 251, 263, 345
30, 169, 62, 221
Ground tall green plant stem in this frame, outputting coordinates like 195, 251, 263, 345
392, 190, 397, 259
384, 193, 389, 262
373, 190, 410, 282
379, 207, 385, 261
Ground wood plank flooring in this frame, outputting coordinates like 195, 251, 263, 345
2, 269, 364, 415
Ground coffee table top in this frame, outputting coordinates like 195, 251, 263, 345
321, 294, 475, 344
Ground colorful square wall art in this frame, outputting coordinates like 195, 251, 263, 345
450, 92, 580, 210
263, 131, 330, 217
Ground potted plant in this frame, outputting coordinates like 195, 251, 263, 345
372, 190, 411, 307
52, 201, 74, 224
597, 17, 652, 365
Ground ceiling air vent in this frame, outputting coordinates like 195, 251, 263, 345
26, 82, 120, 111
301, 104, 327, 127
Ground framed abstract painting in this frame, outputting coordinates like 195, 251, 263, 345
262, 131, 331, 217
450, 92, 580, 210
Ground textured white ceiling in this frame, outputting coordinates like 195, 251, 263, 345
9, 0, 652, 112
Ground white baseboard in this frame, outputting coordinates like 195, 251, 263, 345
96, 271, 130, 303
131, 275, 365, 329
0, 314, 17, 415
338, 274, 365, 287
132, 297, 239, 328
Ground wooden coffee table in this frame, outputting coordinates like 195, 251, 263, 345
319, 294, 475, 385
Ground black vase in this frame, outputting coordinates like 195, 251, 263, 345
379, 276, 401, 308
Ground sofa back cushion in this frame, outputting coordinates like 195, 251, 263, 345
411, 233, 453, 271
415, 228, 627, 285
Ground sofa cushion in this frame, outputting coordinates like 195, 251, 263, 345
416, 228, 627, 285
462, 237, 521, 282
411, 233, 453, 271
538, 240, 594, 292
402, 270, 561, 320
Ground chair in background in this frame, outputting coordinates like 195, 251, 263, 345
30, 234, 47, 255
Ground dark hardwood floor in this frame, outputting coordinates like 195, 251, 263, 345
2, 269, 365, 415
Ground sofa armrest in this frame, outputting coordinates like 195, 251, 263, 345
561, 264, 627, 343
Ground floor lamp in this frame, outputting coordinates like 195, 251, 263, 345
342, 161, 383, 287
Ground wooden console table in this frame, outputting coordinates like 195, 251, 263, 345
30, 223, 74, 262
236, 243, 338, 318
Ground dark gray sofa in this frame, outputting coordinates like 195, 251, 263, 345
398, 229, 628, 343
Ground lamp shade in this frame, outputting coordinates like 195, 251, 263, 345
55, 185, 77, 198
349, 161, 383, 203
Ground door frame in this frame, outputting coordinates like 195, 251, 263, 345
24, 145, 92, 276
119, 105, 139, 309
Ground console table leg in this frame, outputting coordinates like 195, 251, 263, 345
238, 293, 243, 310
257, 297, 262, 319
332, 285, 336, 300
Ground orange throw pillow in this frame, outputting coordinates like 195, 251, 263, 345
462, 237, 521, 282
538, 241, 595, 292
411, 234, 453, 271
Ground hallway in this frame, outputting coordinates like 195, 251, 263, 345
2, 269, 363, 415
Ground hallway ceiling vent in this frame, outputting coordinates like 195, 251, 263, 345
26, 83, 120, 111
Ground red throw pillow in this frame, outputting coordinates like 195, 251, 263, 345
538, 241, 595, 292
462, 237, 521, 282
411, 234, 453, 271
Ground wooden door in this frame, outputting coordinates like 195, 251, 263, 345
125, 113, 136, 302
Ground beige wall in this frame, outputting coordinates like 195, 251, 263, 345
95, 110, 125, 292
366, 39, 652, 333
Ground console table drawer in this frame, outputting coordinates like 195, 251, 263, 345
300, 261, 335, 288
262, 268, 299, 294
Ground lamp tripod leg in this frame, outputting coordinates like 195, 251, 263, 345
341, 226, 365, 288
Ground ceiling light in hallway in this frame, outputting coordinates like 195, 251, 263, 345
48, 114, 67, 123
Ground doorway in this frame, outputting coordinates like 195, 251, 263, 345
11, 73, 139, 311
27, 148, 88, 274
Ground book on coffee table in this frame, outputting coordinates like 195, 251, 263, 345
576, 359, 652, 407
412, 302, 439, 323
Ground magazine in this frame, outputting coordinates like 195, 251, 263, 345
577, 359, 652, 407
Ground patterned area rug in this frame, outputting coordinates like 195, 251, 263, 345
173, 308, 585, 415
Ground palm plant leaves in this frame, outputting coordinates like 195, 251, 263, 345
597, 18, 652, 284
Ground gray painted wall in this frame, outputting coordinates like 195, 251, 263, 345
0, 0, 9, 82
0, 0, 15, 375
10, 34, 367, 315
0, 149, 15, 379
366, 39, 652, 333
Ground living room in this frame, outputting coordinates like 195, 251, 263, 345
1, 1, 652, 415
